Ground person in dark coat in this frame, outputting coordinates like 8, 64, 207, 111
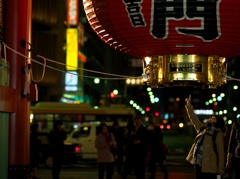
49, 120, 67, 179
122, 118, 135, 179
148, 126, 168, 179
131, 116, 147, 179
30, 123, 42, 179
111, 121, 125, 175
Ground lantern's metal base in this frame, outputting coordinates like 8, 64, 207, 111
142, 54, 227, 88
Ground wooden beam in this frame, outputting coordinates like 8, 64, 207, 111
0, 85, 16, 112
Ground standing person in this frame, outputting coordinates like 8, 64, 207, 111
148, 126, 168, 179
131, 116, 147, 179
226, 117, 240, 179
95, 122, 117, 179
122, 118, 135, 179
185, 95, 225, 179
111, 121, 125, 175
30, 123, 42, 179
49, 120, 67, 179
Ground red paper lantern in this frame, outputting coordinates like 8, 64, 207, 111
83, 0, 240, 59
83, 0, 233, 88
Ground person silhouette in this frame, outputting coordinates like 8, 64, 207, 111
49, 120, 67, 179
30, 123, 42, 179
111, 121, 125, 175
148, 126, 168, 179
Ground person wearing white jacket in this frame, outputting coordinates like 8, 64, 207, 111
95, 122, 117, 179
185, 95, 225, 179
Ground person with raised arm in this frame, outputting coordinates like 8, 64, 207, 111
185, 95, 225, 179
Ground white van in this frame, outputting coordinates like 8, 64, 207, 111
65, 121, 127, 160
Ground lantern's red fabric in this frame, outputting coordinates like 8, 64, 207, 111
84, 0, 240, 59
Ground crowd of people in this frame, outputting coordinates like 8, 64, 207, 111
29, 95, 240, 179
95, 116, 169, 179
94, 94, 240, 179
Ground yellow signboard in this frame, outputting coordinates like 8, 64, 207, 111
66, 28, 78, 70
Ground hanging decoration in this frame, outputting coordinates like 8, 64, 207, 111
82, 0, 239, 88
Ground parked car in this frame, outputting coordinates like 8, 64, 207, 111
65, 121, 127, 160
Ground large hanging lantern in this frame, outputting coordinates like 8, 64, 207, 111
82, 0, 238, 88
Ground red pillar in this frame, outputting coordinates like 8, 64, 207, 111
4, 0, 32, 174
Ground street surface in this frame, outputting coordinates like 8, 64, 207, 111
37, 130, 196, 179
37, 164, 195, 179
36, 154, 195, 179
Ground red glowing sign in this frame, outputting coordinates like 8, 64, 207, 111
67, 0, 78, 26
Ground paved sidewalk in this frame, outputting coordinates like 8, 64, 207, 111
36, 168, 195, 179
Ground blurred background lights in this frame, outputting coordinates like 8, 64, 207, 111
233, 85, 238, 90
126, 78, 143, 85
30, 114, 34, 123
145, 107, 150, 112
194, 109, 213, 115
164, 113, 169, 120
113, 89, 118, 95
217, 96, 222, 101
155, 112, 159, 117
233, 107, 237, 111
154, 97, 159, 103
179, 123, 184, 128
131, 79, 136, 84
94, 78, 100, 84
166, 125, 171, 130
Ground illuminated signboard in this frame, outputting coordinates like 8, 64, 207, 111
65, 71, 78, 86
66, 28, 78, 70
65, 71, 78, 91
67, 0, 78, 26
